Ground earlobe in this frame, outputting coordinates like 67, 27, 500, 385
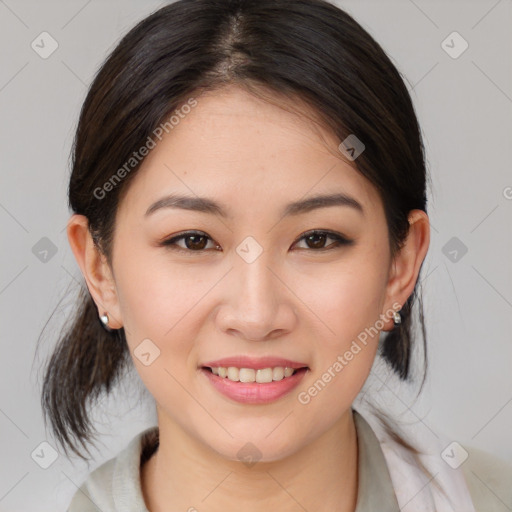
66, 214, 123, 329
381, 209, 430, 331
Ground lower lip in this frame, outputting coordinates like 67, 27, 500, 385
200, 367, 308, 404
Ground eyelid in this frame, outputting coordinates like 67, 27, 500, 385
160, 230, 219, 253
159, 229, 354, 253
292, 229, 353, 250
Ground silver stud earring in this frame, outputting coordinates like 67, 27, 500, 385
100, 313, 109, 326
393, 311, 401, 326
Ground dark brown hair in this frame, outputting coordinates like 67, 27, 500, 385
39, 0, 438, 492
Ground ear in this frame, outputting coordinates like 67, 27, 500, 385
381, 209, 430, 331
66, 214, 123, 329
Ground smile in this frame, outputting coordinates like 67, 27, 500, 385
206, 366, 299, 383
200, 366, 309, 404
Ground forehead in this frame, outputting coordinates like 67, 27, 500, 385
117, 86, 383, 221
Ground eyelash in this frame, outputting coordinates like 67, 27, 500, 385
159, 229, 354, 254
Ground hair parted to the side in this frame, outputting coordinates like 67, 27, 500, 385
38, 0, 439, 495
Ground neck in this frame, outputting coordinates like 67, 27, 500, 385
141, 408, 359, 512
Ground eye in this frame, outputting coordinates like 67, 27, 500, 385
160, 231, 220, 253
292, 229, 354, 251
159, 229, 353, 254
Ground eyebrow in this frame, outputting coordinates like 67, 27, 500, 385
144, 192, 364, 218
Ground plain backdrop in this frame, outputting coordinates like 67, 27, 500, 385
0, 0, 511, 510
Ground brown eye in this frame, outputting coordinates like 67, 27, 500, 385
183, 234, 208, 250
305, 232, 328, 249
293, 230, 353, 251
160, 231, 219, 252
160, 229, 353, 254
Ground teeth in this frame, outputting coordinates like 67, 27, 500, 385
210, 366, 298, 383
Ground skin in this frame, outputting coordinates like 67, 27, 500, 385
67, 84, 430, 512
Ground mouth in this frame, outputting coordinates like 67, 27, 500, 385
201, 365, 309, 384
199, 365, 310, 404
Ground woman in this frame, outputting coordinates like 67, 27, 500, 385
40, 0, 512, 511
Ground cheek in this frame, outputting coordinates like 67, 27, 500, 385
121, 286, 200, 350
293, 255, 388, 345
295, 269, 385, 424
291, 249, 388, 404
113, 242, 206, 345
113, 250, 232, 388
113, 251, 209, 408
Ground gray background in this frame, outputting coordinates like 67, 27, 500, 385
1, 0, 511, 510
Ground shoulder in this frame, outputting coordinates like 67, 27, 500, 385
461, 443, 512, 512
66, 426, 157, 512
66, 456, 117, 512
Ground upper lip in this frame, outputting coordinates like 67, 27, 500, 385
200, 356, 309, 370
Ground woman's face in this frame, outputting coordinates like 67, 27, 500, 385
108, 85, 403, 461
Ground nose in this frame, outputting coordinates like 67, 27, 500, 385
215, 250, 297, 341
